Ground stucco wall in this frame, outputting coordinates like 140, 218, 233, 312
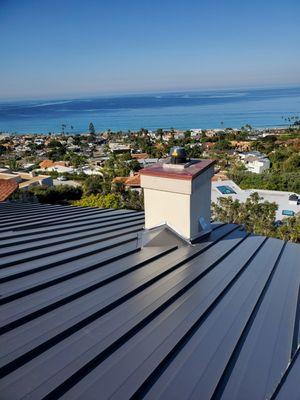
141, 165, 214, 240
143, 187, 191, 238
190, 168, 213, 239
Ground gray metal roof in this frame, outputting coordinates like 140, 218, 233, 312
0, 202, 299, 400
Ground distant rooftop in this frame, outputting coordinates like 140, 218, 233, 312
0, 180, 18, 202
0, 202, 299, 399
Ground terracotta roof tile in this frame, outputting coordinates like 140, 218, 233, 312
112, 177, 127, 184
39, 160, 54, 169
112, 174, 141, 187
0, 179, 18, 202
39, 160, 67, 169
124, 174, 141, 187
131, 153, 149, 159
211, 172, 228, 182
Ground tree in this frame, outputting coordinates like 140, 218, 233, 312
73, 190, 144, 211
48, 139, 63, 148
184, 130, 191, 140
282, 153, 300, 172
83, 175, 106, 195
212, 192, 277, 237
8, 158, 20, 171
277, 215, 300, 242
61, 124, 67, 135
89, 122, 96, 135
186, 145, 202, 159
228, 170, 300, 193
124, 190, 144, 210
211, 192, 300, 242
156, 128, 164, 141
28, 185, 83, 204
0, 144, 6, 155
64, 152, 87, 168
47, 144, 67, 161
214, 139, 231, 151
73, 193, 124, 209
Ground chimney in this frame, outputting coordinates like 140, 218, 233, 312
140, 148, 215, 242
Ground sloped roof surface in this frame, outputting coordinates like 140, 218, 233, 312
0, 202, 299, 400
0, 179, 18, 202
39, 160, 67, 169
113, 174, 141, 187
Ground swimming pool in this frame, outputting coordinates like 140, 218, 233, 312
216, 185, 237, 195
282, 209, 295, 216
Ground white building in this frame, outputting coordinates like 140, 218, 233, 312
244, 156, 270, 174
239, 152, 270, 174
46, 165, 75, 174
80, 166, 102, 175
109, 143, 131, 153
190, 129, 202, 136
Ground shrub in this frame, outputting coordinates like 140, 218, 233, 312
29, 185, 83, 204
228, 171, 300, 193
212, 192, 300, 242
73, 190, 144, 211
73, 193, 124, 209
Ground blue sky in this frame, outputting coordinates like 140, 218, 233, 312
0, 0, 300, 100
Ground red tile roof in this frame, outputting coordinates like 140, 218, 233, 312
39, 160, 67, 169
112, 174, 141, 187
39, 160, 54, 169
131, 153, 149, 160
112, 177, 127, 184
124, 174, 141, 187
211, 172, 228, 182
0, 179, 18, 202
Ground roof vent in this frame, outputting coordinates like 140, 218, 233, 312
170, 147, 187, 164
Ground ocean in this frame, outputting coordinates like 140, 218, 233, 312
0, 86, 300, 134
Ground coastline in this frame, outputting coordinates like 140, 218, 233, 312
0, 124, 293, 136
1, 86, 300, 134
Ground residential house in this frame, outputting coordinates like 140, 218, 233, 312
239, 151, 271, 174
0, 171, 53, 190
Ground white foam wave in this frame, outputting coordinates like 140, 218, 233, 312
31, 100, 74, 108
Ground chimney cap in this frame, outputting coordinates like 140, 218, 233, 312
170, 146, 187, 164
140, 158, 216, 181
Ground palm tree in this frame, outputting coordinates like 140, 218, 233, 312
8, 158, 20, 171
156, 128, 164, 141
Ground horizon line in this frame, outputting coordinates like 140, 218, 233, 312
1, 82, 300, 103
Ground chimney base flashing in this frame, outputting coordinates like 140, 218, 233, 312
189, 227, 213, 244
142, 222, 212, 246
140, 223, 192, 248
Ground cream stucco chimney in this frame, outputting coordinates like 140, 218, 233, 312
140, 153, 215, 242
